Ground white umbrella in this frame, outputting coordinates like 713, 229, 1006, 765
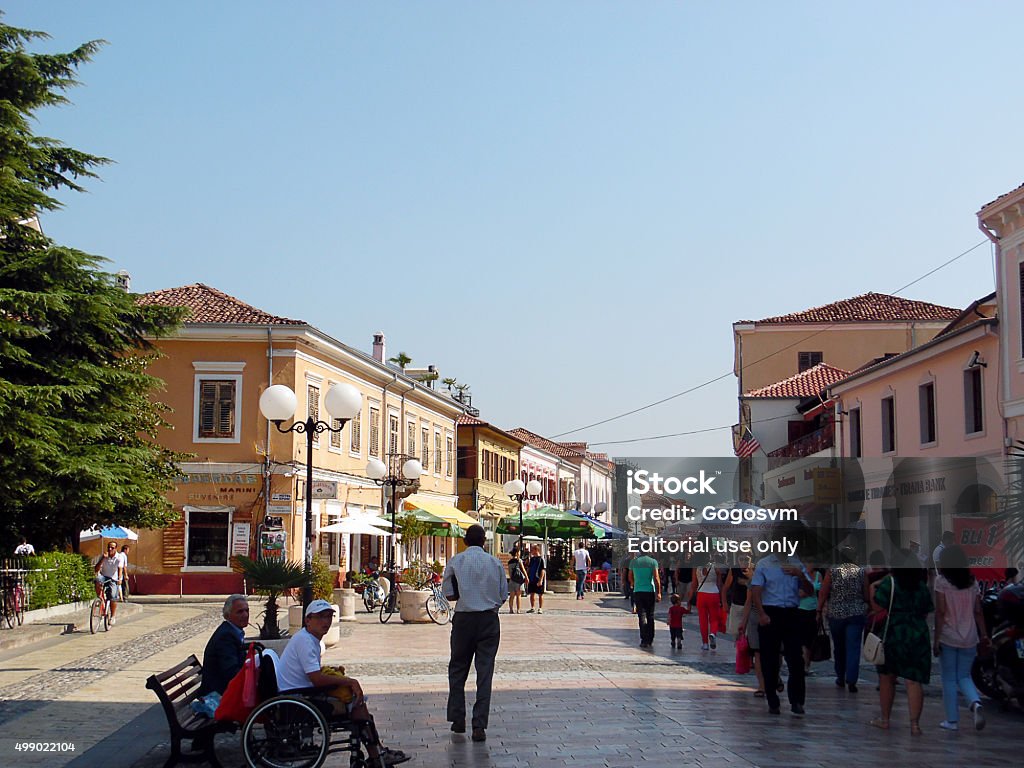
319, 518, 393, 536
80, 525, 139, 541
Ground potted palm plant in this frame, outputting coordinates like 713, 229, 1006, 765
232, 555, 306, 640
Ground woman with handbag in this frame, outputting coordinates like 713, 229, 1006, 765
818, 547, 867, 692
868, 549, 933, 735
723, 555, 753, 639
690, 555, 722, 651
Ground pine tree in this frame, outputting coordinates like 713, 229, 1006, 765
0, 18, 186, 551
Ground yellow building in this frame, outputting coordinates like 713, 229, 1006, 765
132, 284, 466, 594
455, 415, 527, 554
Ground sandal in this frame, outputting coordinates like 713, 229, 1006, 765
868, 718, 890, 730
910, 721, 922, 736
753, 690, 766, 697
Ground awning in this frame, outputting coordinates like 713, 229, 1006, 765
403, 495, 479, 530
398, 506, 460, 537
319, 518, 393, 537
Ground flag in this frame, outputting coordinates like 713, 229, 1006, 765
735, 428, 761, 458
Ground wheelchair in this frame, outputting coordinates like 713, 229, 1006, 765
241, 651, 377, 768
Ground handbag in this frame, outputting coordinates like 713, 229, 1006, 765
811, 619, 832, 662
735, 634, 752, 674
862, 576, 895, 665
215, 643, 260, 722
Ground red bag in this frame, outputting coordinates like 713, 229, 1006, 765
735, 634, 752, 674
215, 643, 260, 722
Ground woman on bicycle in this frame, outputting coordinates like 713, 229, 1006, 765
94, 542, 122, 625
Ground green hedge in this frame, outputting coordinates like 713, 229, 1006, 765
24, 552, 95, 610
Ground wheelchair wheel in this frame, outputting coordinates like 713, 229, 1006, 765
242, 695, 330, 768
425, 593, 451, 625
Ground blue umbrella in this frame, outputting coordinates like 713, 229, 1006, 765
80, 525, 139, 541
570, 511, 629, 540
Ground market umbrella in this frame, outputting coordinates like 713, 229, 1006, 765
80, 525, 138, 541
496, 506, 603, 549
319, 518, 394, 537
570, 511, 628, 540
399, 506, 462, 537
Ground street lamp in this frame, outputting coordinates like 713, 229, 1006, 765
503, 478, 542, 554
259, 382, 362, 611
365, 454, 423, 584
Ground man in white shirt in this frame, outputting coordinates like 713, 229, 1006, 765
933, 531, 955, 573
573, 545, 591, 600
443, 524, 508, 743
278, 600, 409, 768
13, 537, 35, 556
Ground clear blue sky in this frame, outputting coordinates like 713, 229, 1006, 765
9, 1, 1019, 457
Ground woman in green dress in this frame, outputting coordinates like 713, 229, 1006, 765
869, 549, 933, 735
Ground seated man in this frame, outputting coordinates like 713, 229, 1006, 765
278, 600, 409, 768
199, 594, 249, 696
94, 542, 122, 625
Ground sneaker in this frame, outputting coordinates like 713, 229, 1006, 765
537, 608, 543, 614
709, 634, 717, 650
701, 643, 710, 651
972, 703, 985, 731
526, 608, 535, 613
939, 720, 959, 731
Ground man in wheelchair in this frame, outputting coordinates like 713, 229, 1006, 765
277, 599, 410, 767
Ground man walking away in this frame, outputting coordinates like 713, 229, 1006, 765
444, 524, 508, 743
629, 553, 662, 648
573, 545, 591, 600
751, 526, 814, 717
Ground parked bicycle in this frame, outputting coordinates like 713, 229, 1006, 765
379, 573, 402, 624
1, 569, 26, 629
425, 575, 451, 626
90, 577, 117, 633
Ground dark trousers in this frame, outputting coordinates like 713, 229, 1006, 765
447, 610, 500, 729
758, 605, 806, 709
634, 592, 656, 645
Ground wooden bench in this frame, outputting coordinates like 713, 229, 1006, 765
145, 655, 236, 768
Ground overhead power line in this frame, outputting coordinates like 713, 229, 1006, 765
553, 239, 988, 441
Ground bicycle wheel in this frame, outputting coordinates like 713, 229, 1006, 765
379, 590, 398, 624
242, 695, 330, 768
90, 599, 103, 634
425, 593, 451, 625
14, 586, 25, 626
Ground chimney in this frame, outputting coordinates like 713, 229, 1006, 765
372, 332, 386, 363
115, 270, 131, 292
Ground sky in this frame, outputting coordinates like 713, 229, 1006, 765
7, 1, 1020, 457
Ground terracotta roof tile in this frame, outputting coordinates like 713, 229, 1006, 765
739, 293, 960, 325
509, 428, 586, 459
744, 363, 850, 399
137, 283, 304, 325
455, 414, 488, 426
979, 181, 1024, 213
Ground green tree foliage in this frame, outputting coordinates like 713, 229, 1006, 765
396, 513, 430, 563
232, 555, 307, 639
0, 18, 186, 551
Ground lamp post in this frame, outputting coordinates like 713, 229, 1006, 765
503, 478, 542, 554
259, 382, 362, 611
365, 454, 423, 585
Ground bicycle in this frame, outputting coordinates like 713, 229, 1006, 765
90, 578, 117, 634
379, 575, 402, 624
424, 577, 451, 626
1, 572, 26, 629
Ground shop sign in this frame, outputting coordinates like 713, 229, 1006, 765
271, 493, 291, 502
267, 505, 292, 516
311, 481, 338, 499
231, 523, 251, 557
813, 468, 841, 504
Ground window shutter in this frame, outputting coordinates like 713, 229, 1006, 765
369, 407, 380, 456
331, 419, 343, 448
350, 415, 361, 452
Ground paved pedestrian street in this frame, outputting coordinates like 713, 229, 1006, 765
0, 593, 1021, 767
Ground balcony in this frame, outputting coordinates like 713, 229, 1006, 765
767, 424, 834, 470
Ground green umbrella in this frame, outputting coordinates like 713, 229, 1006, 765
496, 506, 604, 539
399, 506, 462, 537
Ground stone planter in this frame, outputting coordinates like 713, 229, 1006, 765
398, 589, 431, 623
288, 603, 303, 635
323, 604, 342, 647
548, 580, 575, 594
335, 588, 357, 622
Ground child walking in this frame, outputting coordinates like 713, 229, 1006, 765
668, 594, 685, 649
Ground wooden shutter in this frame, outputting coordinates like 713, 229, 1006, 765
199, 380, 236, 438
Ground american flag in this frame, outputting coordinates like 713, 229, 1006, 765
735, 428, 761, 458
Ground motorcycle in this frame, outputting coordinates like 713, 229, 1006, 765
971, 583, 1024, 708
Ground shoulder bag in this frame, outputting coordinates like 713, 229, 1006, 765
862, 575, 895, 665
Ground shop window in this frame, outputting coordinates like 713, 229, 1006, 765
187, 510, 230, 566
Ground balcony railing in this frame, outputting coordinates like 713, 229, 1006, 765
766, 425, 834, 469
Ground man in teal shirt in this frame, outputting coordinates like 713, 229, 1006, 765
629, 554, 662, 648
